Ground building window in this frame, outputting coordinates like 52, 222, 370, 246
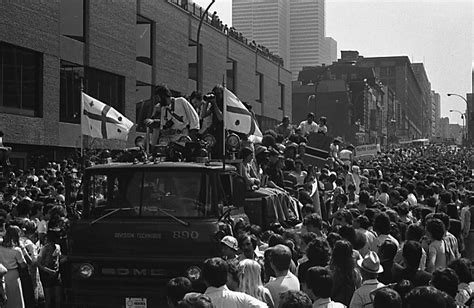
0, 42, 42, 117
256, 72, 263, 103
135, 81, 153, 133
226, 59, 236, 93
85, 67, 125, 113
279, 83, 284, 110
388, 66, 395, 76
60, 61, 83, 123
60, 63, 125, 123
188, 40, 199, 91
60, 0, 84, 42
136, 15, 152, 65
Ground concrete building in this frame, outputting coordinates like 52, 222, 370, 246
233, 0, 334, 80
467, 93, 473, 145
233, 0, 290, 69
439, 117, 450, 140
289, 0, 325, 79
0, 0, 292, 168
448, 123, 462, 145
358, 55, 424, 140
322, 37, 338, 65
432, 91, 441, 138
411, 63, 432, 138
294, 54, 387, 145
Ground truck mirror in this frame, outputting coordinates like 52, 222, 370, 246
232, 175, 246, 207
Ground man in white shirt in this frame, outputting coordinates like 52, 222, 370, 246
298, 113, 319, 137
265, 244, 300, 308
203, 257, 267, 308
350, 251, 385, 308
145, 84, 200, 143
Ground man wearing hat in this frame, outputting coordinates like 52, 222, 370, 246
350, 251, 385, 308
220, 235, 239, 261
339, 144, 355, 168
298, 113, 319, 137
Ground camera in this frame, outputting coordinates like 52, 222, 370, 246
163, 119, 174, 129
203, 93, 215, 101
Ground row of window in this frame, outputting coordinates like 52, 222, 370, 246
60, 61, 124, 124
61, 1, 153, 66
0, 41, 286, 123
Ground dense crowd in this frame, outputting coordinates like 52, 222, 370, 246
164, 140, 474, 308
0, 160, 81, 308
1, 116, 474, 308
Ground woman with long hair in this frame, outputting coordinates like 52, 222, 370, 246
329, 240, 362, 306
0, 225, 27, 308
238, 259, 274, 308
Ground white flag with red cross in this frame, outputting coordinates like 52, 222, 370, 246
81, 92, 134, 141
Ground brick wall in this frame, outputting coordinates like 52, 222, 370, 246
0, 0, 292, 150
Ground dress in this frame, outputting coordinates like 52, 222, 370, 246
0, 246, 26, 308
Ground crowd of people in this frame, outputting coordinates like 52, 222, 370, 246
164, 139, 474, 308
1, 104, 474, 308
0, 159, 81, 308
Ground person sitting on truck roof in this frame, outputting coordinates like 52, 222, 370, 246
202, 257, 268, 308
240, 147, 261, 192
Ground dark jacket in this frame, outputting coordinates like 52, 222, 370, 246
392, 263, 432, 287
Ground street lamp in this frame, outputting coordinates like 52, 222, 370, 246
447, 93, 469, 144
196, 0, 216, 91
449, 109, 466, 144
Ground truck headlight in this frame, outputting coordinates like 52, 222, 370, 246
78, 263, 94, 278
186, 266, 201, 281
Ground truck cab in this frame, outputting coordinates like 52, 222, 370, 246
65, 161, 247, 307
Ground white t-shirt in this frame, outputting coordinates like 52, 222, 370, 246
160, 97, 200, 131
298, 121, 319, 136
205, 285, 268, 308
37, 220, 48, 234
265, 272, 300, 308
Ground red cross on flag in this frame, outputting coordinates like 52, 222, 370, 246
224, 88, 263, 143
81, 92, 134, 141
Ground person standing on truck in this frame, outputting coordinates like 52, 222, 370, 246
144, 84, 200, 143
298, 113, 319, 138
202, 257, 268, 308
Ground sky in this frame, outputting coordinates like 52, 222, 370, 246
194, 0, 473, 125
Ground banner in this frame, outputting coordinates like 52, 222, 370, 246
82, 92, 134, 141
355, 144, 380, 158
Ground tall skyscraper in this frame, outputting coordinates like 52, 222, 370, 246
289, 0, 325, 79
232, 0, 334, 80
232, 0, 290, 68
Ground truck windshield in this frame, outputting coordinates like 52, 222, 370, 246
85, 170, 210, 218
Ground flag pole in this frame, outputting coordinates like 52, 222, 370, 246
222, 78, 226, 170
80, 78, 84, 159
